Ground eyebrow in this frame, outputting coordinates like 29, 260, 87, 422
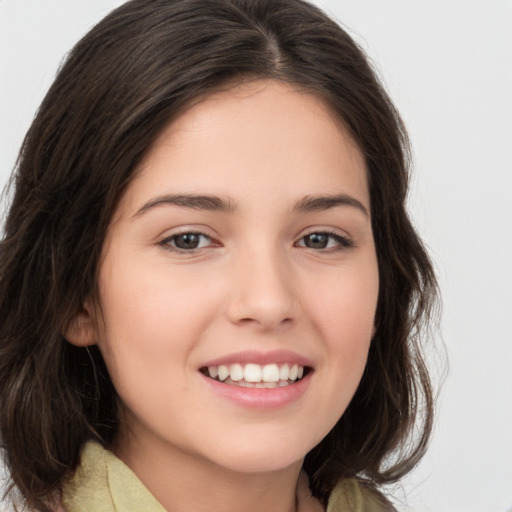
293, 194, 369, 217
134, 194, 238, 217
133, 192, 369, 218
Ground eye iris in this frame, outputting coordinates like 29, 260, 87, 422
174, 233, 201, 249
305, 233, 329, 249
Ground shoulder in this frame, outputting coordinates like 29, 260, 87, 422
60, 440, 165, 512
60, 440, 114, 511
327, 479, 395, 512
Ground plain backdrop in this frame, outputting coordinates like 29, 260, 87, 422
1, 1, 511, 511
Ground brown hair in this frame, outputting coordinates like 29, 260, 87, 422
0, 0, 438, 510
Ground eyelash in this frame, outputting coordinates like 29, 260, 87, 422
158, 230, 354, 254
296, 230, 355, 252
158, 231, 215, 253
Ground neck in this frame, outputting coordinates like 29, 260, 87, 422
111, 431, 320, 512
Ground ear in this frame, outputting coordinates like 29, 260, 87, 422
64, 299, 98, 347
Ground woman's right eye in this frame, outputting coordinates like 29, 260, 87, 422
159, 232, 214, 252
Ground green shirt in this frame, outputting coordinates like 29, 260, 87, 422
62, 441, 388, 512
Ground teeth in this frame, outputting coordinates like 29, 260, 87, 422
244, 363, 262, 383
204, 363, 306, 385
262, 364, 280, 383
218, 365, 229, 381
229, 363, 244, 382
279, 363, 289, 381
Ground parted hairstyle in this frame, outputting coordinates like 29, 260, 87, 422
0, 0, 438, 510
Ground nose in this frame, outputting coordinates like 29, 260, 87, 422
226, 246, 298, 332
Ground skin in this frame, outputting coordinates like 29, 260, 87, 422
67, 80, 379, 512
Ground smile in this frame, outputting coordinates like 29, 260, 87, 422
201, 363, 307, 388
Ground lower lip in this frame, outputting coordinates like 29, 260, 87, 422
200, 372, 312, 410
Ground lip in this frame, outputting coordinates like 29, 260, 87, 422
200, 370, 312, 410
199, 349, 314, 368
198, 350, 314, 409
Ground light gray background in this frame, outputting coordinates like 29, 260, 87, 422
1, 1, 511, 511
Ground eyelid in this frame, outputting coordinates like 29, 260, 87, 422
158, 228, 220, 253
295, 228, 355, 251
156, 223, 219, 242
156, 226, 355, 254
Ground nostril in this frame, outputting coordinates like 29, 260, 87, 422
225, 272, 297, 329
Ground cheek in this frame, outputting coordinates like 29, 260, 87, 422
309, 266, 378, 342
95, 259, 225, 377
314, 293, 374, 382
101, 257, 201, 326
304, 260, 378, 390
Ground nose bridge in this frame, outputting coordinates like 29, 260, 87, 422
227, 240, 297, 330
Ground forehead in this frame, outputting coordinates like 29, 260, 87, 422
120, 79, 369, 215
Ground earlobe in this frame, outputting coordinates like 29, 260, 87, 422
64, 301, 97, 347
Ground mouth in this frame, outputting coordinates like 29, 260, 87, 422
199, 363, 311, 388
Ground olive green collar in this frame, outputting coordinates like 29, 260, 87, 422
62, 441, 383, 512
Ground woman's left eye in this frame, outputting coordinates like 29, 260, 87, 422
296, 231, 353, 251
159, 232, 214, 251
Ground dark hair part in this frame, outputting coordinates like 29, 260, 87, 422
0, 0, 438, 510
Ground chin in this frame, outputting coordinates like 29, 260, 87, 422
204, 434, 317, 475
217, 453, 303, 475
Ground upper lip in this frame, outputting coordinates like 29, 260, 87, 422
199, 349, 314, 369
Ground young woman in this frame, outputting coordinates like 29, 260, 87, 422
0, 1, 438, 511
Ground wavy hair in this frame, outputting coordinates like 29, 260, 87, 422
0, 0, 438, 510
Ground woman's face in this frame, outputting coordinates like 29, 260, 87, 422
78, 80, 379, 474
